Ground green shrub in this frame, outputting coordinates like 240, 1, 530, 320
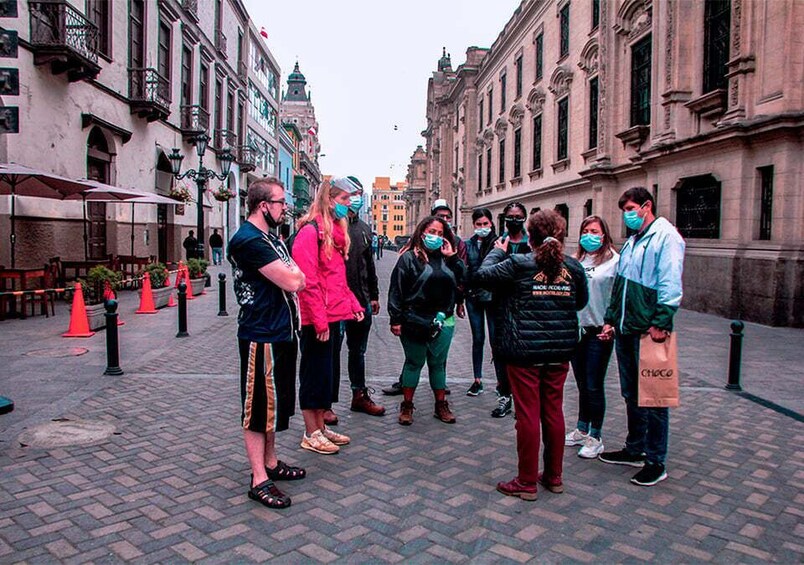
141, 262, 168, 288
79, 266, 122, 305
187, 258, 209, 278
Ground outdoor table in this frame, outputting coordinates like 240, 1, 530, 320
0, 267, 47, 320
61, 260, 113, 285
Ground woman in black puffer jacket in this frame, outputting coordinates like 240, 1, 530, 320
475, 209, 588, 501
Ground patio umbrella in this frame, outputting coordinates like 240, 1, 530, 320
0, 163, 93, 267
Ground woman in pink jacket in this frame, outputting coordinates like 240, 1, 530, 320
292, 177, 365, 455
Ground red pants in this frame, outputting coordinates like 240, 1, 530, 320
507, 363, 569, 484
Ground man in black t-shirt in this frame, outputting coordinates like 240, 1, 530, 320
183, 230, 198, 260
227, 178, 306, 510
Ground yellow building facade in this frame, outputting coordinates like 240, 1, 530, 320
371, 177, 408, 242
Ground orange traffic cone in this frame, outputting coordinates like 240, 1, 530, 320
136, 272, 159, 314
63, 282, 95, 338
166, 269, 177, 308
184, 265, 196, 300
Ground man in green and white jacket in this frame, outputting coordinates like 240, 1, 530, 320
599, 187, 685, 487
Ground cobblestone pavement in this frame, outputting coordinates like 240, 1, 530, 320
0, 258, 802, 563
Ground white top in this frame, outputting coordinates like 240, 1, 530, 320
578, 251, 619, 327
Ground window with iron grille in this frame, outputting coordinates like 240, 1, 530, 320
758, 166, 773, 240
486, 146, 492, 187
181, 46, 192, 106
703, 0, 731, 93
630, 35, 652, 126
513, 128, 522, 178
588, 77, 599, 149
488, 88, 493, 124
498, 138, 505, 185
557, 97, 569, 161
535, 33, 544, 80
592, 0, 600, 30
477, 153, 483, 192
676, 175, 721, 239
515, 55, 523, 98
532, 114, 542, 170
500, 74, 507, 112
560, 4, 570, 58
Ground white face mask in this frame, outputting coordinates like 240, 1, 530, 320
474, 227, 492, 238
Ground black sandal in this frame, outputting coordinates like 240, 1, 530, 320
248, 479, 291, 509
266, 460, 307, 481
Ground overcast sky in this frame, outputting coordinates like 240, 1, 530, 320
242, 0, 519, 190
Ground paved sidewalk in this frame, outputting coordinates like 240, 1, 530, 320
0, 260, 802, 563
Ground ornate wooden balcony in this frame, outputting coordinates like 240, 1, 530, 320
128, 68, 170, 122
29, 0, 101, 82
237, 145, 258, 173
214, 129, 237, 154
214, 30, 227, 57
180, 105, 209, 142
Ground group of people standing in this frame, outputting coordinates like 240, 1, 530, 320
228, 175, 685, 509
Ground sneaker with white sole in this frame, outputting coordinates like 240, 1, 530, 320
491, 395, 512, 418
300, 430, 339, 454
321, 426, 350, 446
565, 428, 588, 446
578, 435, 604, 459
631, 463, 667, 486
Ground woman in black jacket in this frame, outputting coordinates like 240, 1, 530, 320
475, 210, 588, 500
388, 216, 465, 426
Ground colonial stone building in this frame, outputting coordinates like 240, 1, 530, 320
413, 0, 803, 326
404, 145, 427, 234
1, 0, 282, 266
371, 177, 408, 242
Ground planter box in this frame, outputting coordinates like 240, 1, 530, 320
189, 277, 206, 296
138, 285, 173, 309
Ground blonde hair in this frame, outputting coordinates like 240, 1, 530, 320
297, 179, 351, 259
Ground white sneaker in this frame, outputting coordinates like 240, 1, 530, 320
578, 435, 604, 459
565, 428, 588, 446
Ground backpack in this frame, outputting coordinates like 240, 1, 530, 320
285, 220, 319, 256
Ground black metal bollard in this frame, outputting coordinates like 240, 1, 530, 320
218, 273, 228, 316
176, 282, 189, 337
104, 299, 124, 376
726, 320, 744, 391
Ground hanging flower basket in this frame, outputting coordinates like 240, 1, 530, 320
212, 184, 235, 202
169, 183, 193, 203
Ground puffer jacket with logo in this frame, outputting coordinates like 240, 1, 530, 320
474, 248, 588, 366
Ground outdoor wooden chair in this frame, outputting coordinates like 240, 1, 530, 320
23, 264, 56, 318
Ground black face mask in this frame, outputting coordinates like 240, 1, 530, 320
263, 207, 282, 229
505, 219, 524, 235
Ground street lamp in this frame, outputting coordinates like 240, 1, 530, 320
169, 133, 234, 259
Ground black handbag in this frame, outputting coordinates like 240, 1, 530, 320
401, 312, 440, 343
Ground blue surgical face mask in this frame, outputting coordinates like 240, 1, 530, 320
623, 206, 645, 231
333, 202, 349, 220
579, 233, 603, 253
348, 195, 363, 212
474, 227, 492, 238
422, 233, 444, 251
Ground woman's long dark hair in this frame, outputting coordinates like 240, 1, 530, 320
527, 210, 567, 282
574, 215, 615, 266
401, 216, 455, 263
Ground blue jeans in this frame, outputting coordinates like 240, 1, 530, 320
615, 333, 670, 465
465, 298, 506, 389
211, 247, 223, 265
570, 327, 614, 435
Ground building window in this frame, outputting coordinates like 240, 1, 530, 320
237, 30, 244, 67
479, 99, 484, 127
555, 203, 569, 235
758, 166, 773, 240
532, 114, 542, 170
498, 138, 505, 184
227, 89, 235, 132
250, 42, 279, 99
630, 35, 652, 126
477, 153, 483, 192
247, 128, 274, 173
248, 81, 277, 135
488, 88, 493, 124
592, 0, 600, 30
584, 199, 593, 217
237, 99, 245, 143
454, 145, 459, 174
129, 0, 145, 68
676, 174, 721, 239
559, 3, 570, 59
588, 76, 599, 149
87, 0, 111, 58
515, 55, 523, 98
486, 146, 492, 187
703, 0, 731, 93
557, 97, 569, 161
215, 78, 223, 131
535, 32, 544, 81
157, 20, 171, 81
500, 74, 507, 111
199, 62, 209, 111
513, 128, 522, 178
180, 46, 192, 107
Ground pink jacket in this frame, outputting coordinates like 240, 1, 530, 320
292, 217, 363, 333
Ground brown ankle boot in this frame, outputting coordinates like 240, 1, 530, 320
351, 388, 386, 416
434, 400, 456, 424
398, 400, 415, 425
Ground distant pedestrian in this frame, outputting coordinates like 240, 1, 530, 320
227, 177, 307, 510
372, 233, 379, 260
476, 210, 588, 501
331, 176, 386, 418
209, 229, 224, 265
292, 177, 365, 455
598, 187, 685, 487
378, 234, 384, 259
183, 230, 198, 260
564, 216, 619, 459
388, 216, 465, 426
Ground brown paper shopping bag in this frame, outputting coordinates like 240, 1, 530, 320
638, 332, 680, 408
